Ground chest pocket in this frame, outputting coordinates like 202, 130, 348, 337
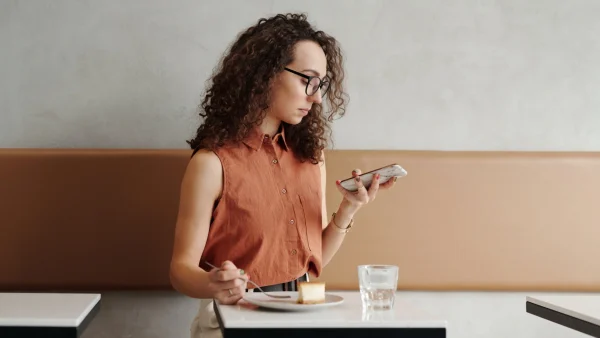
297, 192, 322, 253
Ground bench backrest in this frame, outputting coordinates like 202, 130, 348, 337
1, 149, 598, 291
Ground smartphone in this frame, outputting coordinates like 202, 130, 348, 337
339, 163, 407, 192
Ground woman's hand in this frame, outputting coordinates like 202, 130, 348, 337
207, 260, 249, 305
335, 169, 397, 215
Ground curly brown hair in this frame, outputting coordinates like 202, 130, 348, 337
187, 13, 348, 164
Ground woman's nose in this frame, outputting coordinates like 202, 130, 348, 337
309, 90, 322, 104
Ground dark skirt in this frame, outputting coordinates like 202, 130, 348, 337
248, 273, 309, 292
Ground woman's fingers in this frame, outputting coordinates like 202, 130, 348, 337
213, 260, 244, 281
209, 260, 249, 305
379, 176, 397, 189
367, 174, 380, 200
214, 278, 248, 304
352, 170, 368, 196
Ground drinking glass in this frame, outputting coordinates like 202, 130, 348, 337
357, 265, 399, 310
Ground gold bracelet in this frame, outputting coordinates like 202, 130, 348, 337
331, 212, 354, 233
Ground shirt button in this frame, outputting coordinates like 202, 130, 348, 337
291, 249, 297, 255
281, 188, 287, 194
272, 159, 278, 164
289, 219, 295, 225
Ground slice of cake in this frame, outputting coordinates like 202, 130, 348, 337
297, 282, 326, 304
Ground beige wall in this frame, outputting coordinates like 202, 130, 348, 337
2, 148, 599, 291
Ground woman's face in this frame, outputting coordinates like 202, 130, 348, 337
266, 40, 328, 128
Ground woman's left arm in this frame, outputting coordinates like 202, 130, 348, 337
320, 152, 396, 266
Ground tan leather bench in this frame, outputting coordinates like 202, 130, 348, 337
1, 149, 599, 292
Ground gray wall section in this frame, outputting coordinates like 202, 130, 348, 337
2, 0, 600, 150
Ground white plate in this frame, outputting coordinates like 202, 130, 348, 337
243, 291, 344, 311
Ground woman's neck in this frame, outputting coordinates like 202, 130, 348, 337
259, 115, 282, 137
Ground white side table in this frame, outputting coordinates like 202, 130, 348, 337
526, 295, 600, 337
0, 293, 101, 338
214, 291, 446, 337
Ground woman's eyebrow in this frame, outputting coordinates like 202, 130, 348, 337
302, 68, 321, 77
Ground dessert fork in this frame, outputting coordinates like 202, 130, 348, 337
204, 262, 291, 299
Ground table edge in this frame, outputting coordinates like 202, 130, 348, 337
214, 299, 447, 329
0, 298, 101, 337
0, 294, 102, 327
77, 298, 101, 336
526, 301, 600, 338
526, 296, 600, 327
74, 294, 101, 326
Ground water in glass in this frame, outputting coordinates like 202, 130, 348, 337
358, 265, 398, 310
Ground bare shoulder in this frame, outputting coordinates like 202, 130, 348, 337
183, 149, 223, 200
188, 148, 222, 177
171, 148, 223, 266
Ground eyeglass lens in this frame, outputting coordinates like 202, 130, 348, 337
307, 77, 329, 96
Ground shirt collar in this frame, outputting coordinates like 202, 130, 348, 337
242, 126, 289, 151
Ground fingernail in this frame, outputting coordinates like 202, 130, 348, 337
355, 177, 360, 182
239, 269, 245, 275
336, 180, 341, 185
376, 174, 380, 179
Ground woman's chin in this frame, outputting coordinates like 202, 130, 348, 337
283, 116, 304, 125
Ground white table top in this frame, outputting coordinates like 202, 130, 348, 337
216, 291, 447, 329
527, 294, 600, 326
0, 293, 101, 327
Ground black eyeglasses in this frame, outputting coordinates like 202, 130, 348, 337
284, 67, 330, 97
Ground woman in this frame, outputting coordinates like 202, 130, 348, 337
169, 13, 397, 337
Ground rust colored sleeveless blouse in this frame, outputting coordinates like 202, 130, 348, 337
198, 127, 323, 287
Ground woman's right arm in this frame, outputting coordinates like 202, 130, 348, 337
169, 149, 248, 302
